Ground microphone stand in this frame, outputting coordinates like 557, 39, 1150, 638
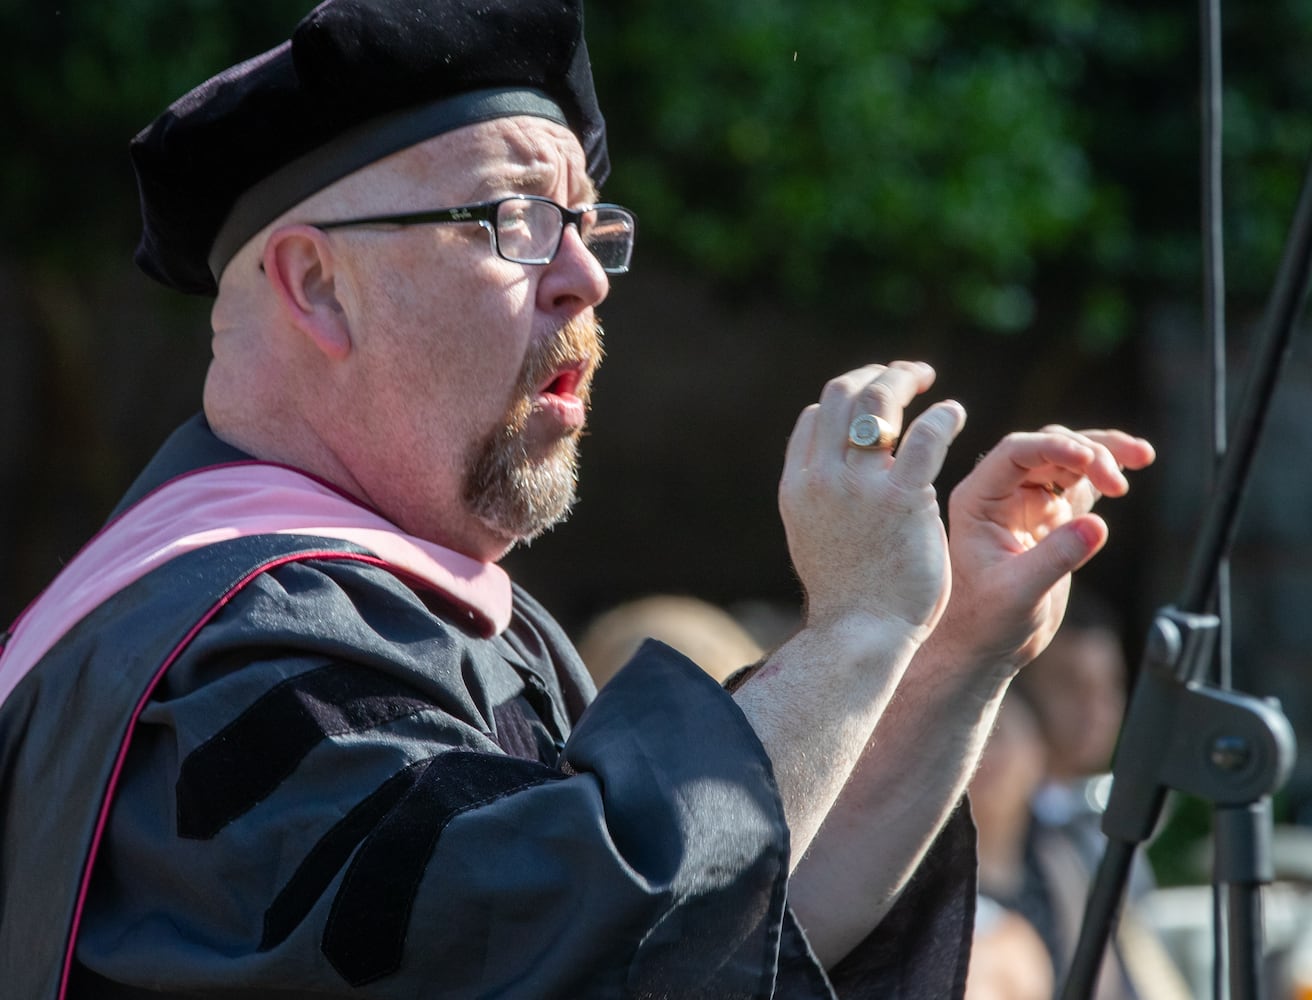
1057, 141, 1312, 1000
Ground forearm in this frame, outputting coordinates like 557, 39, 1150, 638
732, 616, 925, 872
787, 647, 1008, 968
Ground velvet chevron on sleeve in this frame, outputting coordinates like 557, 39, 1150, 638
0, 416, 973, 999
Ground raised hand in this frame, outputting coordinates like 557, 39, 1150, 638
927, 425, 1156, 679
778, 361, 966, 639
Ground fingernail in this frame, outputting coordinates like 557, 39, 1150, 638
1073, 518, 1103, 548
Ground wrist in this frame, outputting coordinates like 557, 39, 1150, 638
908, 634, 1014, 707
792, 609, 928, 669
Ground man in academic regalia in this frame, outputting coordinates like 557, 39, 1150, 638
0, 2, 1155, 996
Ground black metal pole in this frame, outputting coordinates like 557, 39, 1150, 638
1178, 146, 1312, 617
1057, 840, 1137, 999
1058, 148, 1312, 998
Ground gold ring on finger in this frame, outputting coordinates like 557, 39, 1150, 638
847, 413, 898, 451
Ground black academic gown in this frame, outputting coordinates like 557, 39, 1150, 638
0, 416, 973, 998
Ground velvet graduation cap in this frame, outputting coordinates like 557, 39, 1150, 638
130, 0, 609, 296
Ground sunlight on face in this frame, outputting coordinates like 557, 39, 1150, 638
461, 314, 603, 543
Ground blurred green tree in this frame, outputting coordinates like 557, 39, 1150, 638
585, 0, 1312, 341
0, 1, 307, 266
3, 0, 1311, 342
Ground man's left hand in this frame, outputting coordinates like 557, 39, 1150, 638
923, 425, 1156, 683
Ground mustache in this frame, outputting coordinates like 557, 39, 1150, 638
518, 316, 605, 406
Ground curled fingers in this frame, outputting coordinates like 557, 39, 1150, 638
841, 361, 936, 457
888, 400, 968, 490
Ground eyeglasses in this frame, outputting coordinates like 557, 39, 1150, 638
310, 195, 637, 274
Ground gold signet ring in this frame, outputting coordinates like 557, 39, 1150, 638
847, 413, 898, 450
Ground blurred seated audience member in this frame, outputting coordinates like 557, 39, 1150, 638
966, 896, 1054, 1000
1015, 584, 1194, 1000
576, 594, 765, 687
1015, 585, 1128, 864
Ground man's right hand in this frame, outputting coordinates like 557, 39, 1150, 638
777, 360, 965, 643
732, 359, 966, 965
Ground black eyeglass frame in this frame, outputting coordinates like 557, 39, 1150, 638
309, 195, 636, 274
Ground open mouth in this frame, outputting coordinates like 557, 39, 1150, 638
537, 361, 588, 400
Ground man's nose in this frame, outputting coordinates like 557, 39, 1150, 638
536, 223, 610, 314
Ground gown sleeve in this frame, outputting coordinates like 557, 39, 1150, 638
72, 558, 972, 998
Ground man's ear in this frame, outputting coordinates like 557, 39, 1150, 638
262, 225, 352, 360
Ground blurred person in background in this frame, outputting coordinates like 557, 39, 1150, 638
1015, 585, 1193, 999
1018, 585, 1128, 849
576, 593, 765, 687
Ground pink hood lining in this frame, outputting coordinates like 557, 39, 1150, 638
0, 462, 512, 707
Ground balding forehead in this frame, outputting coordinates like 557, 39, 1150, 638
285, 116, 596, 227
414, 116, 590, 188
401, 117, 596, 201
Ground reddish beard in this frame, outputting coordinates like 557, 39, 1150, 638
462, 316, 604, 544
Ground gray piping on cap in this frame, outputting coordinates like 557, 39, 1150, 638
208, 86, 568, 283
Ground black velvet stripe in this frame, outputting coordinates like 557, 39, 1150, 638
260, 756, 434, 951
176, 663, 436, 839
490, 691, 560, 763
322, 749, 567, 987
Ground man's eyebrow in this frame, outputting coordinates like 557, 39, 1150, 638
469, 170, 599, 205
